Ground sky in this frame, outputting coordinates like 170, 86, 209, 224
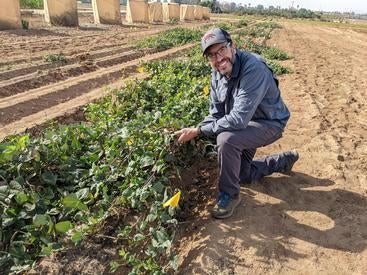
226, 0, 367, 13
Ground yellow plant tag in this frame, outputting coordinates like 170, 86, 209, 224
163, 191, 181, 208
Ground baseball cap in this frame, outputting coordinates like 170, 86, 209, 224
201, 28, 232, 56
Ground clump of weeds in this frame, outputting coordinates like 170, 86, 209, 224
44, 53, 67, 63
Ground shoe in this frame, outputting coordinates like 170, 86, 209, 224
278, 150, 299, 174
211, 191, 241, 219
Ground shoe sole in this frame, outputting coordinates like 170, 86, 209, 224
212, 197, 242, 219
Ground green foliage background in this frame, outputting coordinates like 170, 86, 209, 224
20, 0, 43, 9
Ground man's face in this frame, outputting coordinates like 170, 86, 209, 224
206, 42, 235, 77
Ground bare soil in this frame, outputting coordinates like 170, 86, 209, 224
177, 20, 367, 274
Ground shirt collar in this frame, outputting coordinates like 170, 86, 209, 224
231, 49, 241, 79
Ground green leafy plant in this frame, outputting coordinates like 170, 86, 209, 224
232, 22, 291, 75
262, 47, 289, 60
234, 19, 249, 28
0, 22, 290, 274
167, 18, 178, 25
20, 0, 43, 9
137, 27, 202, 49
0, 45, 212, 274
236, 21, 282, 40
255, 21, 282, 29
267, 60, 292, 75
44, 53, 67, 63
242, 38, 289, 61
21, 20, 29, 30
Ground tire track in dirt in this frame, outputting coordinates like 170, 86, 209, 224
0, 22, 210, 67
0, 24, 173, 48
0, 39, 129, 69
0, 41, 126, 69
279, 22, 367, 187
0, 43, 197, 140
0, 48, 156, 97
269, 22, 367, 185
0, 44, 133, 81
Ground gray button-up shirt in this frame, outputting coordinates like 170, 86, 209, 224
199, 49, 290, 137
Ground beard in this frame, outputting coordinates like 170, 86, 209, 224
211, 50, 236, 78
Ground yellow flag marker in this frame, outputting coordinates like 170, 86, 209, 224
163, 191, 181, 208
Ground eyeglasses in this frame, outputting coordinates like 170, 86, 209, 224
206, 43, 230, 61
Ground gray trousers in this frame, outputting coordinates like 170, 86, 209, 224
216, 120, 284, 197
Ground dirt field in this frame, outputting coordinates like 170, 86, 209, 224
177, 20, 367, 274
1, 14, 367, 274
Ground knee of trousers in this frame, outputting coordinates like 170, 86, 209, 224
216, 132, 241, 153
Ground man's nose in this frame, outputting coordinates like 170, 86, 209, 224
216, 53, 224, 62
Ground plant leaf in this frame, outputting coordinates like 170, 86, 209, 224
62, 195, 88, 211
41, 171, 57, 185
71, 231, 82, 244
141, 156, 154, 167
15, 192, 28, 205
55, 221, 72, 234
33, 214, 49, 227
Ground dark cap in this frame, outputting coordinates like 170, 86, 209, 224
201, 28, 232, 56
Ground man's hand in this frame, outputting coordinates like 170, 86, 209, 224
174, 127, 199, 143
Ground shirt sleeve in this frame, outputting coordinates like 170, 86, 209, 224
200, 64, 270, 136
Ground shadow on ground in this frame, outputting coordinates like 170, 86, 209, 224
179, 171, 367, 273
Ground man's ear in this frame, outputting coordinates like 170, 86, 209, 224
230, 42, 236, 53
231, 44, 236, 54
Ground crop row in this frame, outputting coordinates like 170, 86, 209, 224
0, 20, 290, 274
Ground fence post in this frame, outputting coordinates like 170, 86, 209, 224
92, 0, 121, 25
126, 0, 149, 23
43, 0, 79, 27
0, 0, 21, 30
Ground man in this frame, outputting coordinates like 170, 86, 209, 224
174, 28, 299, 219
